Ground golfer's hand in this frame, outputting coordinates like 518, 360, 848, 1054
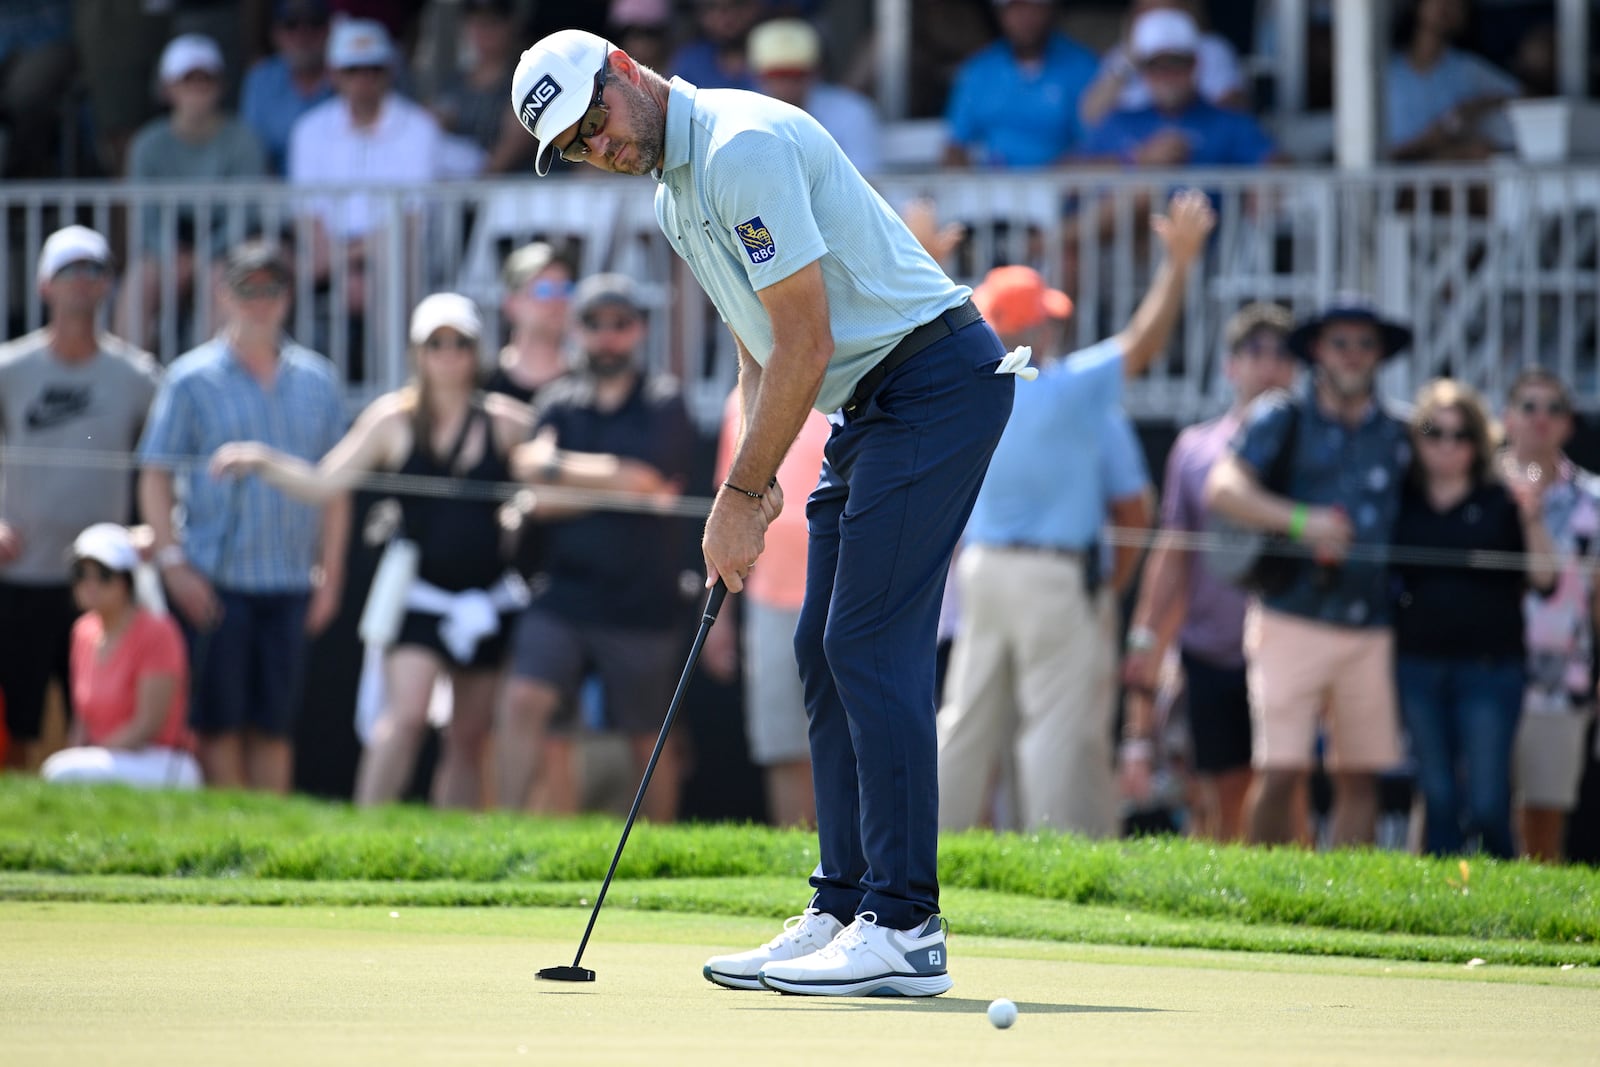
0, 521, 22, 565
164, 563, 222, 630
703, 487, 768, 594
759, 480, 784, 527
1152, 188, 1216, 264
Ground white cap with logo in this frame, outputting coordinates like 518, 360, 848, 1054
328, 17, 394, 70
37, 225, 111, 283
409, 292, 483, 345
510, 29, 612, 177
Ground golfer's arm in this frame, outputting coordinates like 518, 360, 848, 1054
732, 334, 762, 443
725, 260, 833, 493
1204, 454, 1295, 534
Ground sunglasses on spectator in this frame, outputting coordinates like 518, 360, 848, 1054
581, 313, 641, 332
423, 334, 477, 352
55, 261, 108, 281
1419, 423, 1472, 444
1322, 334, 1381, 352
341, 65, 389, 78
1518, 398, 1570, 417
1139, 53, 1196, 73
558, 64, 610, 163
232, 277, 288, 299
1235, 337, 1289, 358
175, 69, 221, 84
526, 278, 575, 301
70, 560, 116, 584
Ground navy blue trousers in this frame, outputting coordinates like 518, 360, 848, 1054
796, 320, 1013, 931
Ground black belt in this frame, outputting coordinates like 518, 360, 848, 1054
842, 299, 985, 416
994, 542, 1086, 561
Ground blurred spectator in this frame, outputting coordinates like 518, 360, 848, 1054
429, 0, 531, 174
137, 241, 350, 793
0, 226, 161, 772
212, 293, 533, 808
1080, 10, 1275, 170
943, 0, 1098, 168
936, 192, 1212, 837
1122, 303, 1297, 840
1392, 379, 1554, 860
73, 0, 173, 175
747, 17, 879, 176
1206, 299, 1414, 848
117, 33, 268, 354
329, 0, 426, 44
669, 0, 763, 90
240, 0, 335, 176
483, 241, 575, 405
703, 389, 830, 828
498, 274, 694, 820
1508, 19, 1556, 99
1499, 368, 1600, 863
40, 523, 201, 790
1386, 0, 1521, 163
609, 0, 672, 75
0, 0, 75, 178
1080, 0, 1247, 129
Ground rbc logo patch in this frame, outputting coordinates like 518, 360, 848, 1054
518, 73, 563, 134
736, 217, 776, 264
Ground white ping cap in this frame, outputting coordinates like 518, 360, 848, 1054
37, 225, 110, 283
159, 33, 224, 84
510, 29, 612, 177
409, 293, 483, 345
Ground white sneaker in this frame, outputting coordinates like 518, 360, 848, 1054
703, 909, 845, 990
756, 912, 952, 997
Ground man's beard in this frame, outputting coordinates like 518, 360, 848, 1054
1319, 364, 1375, 401
584, 352, 635, 379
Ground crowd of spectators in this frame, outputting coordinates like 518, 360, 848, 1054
0, 1, 1595, 863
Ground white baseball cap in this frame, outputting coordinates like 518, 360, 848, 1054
409, 293, 483, 345
327, 17, 394, 70
511, 29, 613, 177
749, 19, 820, 75
1130, 9, 1200, 60
72, 523, 140, 574
159, 33, 225, 84
37, 225, 111, 283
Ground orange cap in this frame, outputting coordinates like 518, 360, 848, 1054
971, 266, 1073, 335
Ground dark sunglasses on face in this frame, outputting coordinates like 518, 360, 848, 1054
70, 560, 115, 584
1323, 334, 1381, 352
1140, 53, 1196, 73
424, 334, 477, 351
1419, 423, 1472, 444
232, 278, 288, 299
1518, 398, 1570, 417
581, 313, 640, 332
55, 261, 108, 281
559, 64, 610, 163
341, 64, 389, 78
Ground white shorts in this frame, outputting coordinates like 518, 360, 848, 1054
40, 746, 203, 790
742, 601, 810, 767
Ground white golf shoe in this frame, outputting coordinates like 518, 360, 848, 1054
702, 908, 845, 990
756, 912, 952, 997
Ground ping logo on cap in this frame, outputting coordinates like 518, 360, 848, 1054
518, 73, 563, 134
736, 217, 776, 264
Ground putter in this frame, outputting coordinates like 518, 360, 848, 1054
537, 579, 729, 983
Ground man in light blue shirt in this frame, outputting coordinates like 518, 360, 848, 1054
512, 28, 1014, 998
936, 196, 1211, 838
239, 0, 336, 174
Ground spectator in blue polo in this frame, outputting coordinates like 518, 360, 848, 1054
943, 0, 1099, 168
1205, 297, 1414, 850
1079, 8, 1276, 171
240, 0, 335, 175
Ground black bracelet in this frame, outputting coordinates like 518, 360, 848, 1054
722, 480, 765, 500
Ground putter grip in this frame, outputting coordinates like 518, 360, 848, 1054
703, 580, 728, 624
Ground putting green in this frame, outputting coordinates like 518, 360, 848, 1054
2, 903, 1594, 1066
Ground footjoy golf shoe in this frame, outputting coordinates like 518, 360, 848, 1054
703, 908, 845, 990
756, 912, 952, 997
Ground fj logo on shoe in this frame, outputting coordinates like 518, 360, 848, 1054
736, 217, 776, 264
929, 950, 941, 966
518, 74, 562, 134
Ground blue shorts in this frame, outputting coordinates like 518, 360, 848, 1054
182, 589, 310, 738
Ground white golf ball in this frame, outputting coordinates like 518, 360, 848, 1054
987, 997, 1018, 1029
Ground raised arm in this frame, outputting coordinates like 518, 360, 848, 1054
209, 394, 405, 504
1111, 188, 1216, 379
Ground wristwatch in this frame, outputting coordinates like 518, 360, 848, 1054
154, 544, 186, 570
1125, 625, 1157, 653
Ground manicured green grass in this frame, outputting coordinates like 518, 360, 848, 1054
3, 778, 1595, 967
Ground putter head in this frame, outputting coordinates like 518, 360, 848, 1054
537, 965, 596, 982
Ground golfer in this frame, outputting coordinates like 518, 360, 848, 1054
513, 30, 1015, 996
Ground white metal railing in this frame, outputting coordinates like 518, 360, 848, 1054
3, 163, 1596, 428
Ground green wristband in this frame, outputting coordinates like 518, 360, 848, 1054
1287, 503, 1309, 542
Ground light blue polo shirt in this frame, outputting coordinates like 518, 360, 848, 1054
654, 78, 969, 414
964, 338, 1126, 550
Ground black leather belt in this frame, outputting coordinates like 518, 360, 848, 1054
842, 299, 985, 415
995, 542, 1086, 561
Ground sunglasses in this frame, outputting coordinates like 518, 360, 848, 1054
1139, 54, 1196, 73
1517, 398, 1570, 417
340, 64, 389, 78
232, 278, 288, 299
55, 261, 108, 281
526, 278, 575, 301
558, 63, 610, 163
581, 313, 641, 332
424, 334, 477, 351
70, 560, 116, 584
1322, 334, 1381, 352
1235, 337, 1289, 358
1419, 424, 1472, 444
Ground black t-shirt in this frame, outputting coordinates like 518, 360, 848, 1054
531, 372, 696, 630
1391, 480, 1527, 661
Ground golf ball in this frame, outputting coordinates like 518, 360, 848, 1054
987, 998, 1018, 1029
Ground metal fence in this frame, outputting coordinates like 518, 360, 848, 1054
3, 162, 1596, 428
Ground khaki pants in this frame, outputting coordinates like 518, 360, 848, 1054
937, 544, 1116, 837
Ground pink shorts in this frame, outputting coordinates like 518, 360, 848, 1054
1244, 606, 1402, 772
